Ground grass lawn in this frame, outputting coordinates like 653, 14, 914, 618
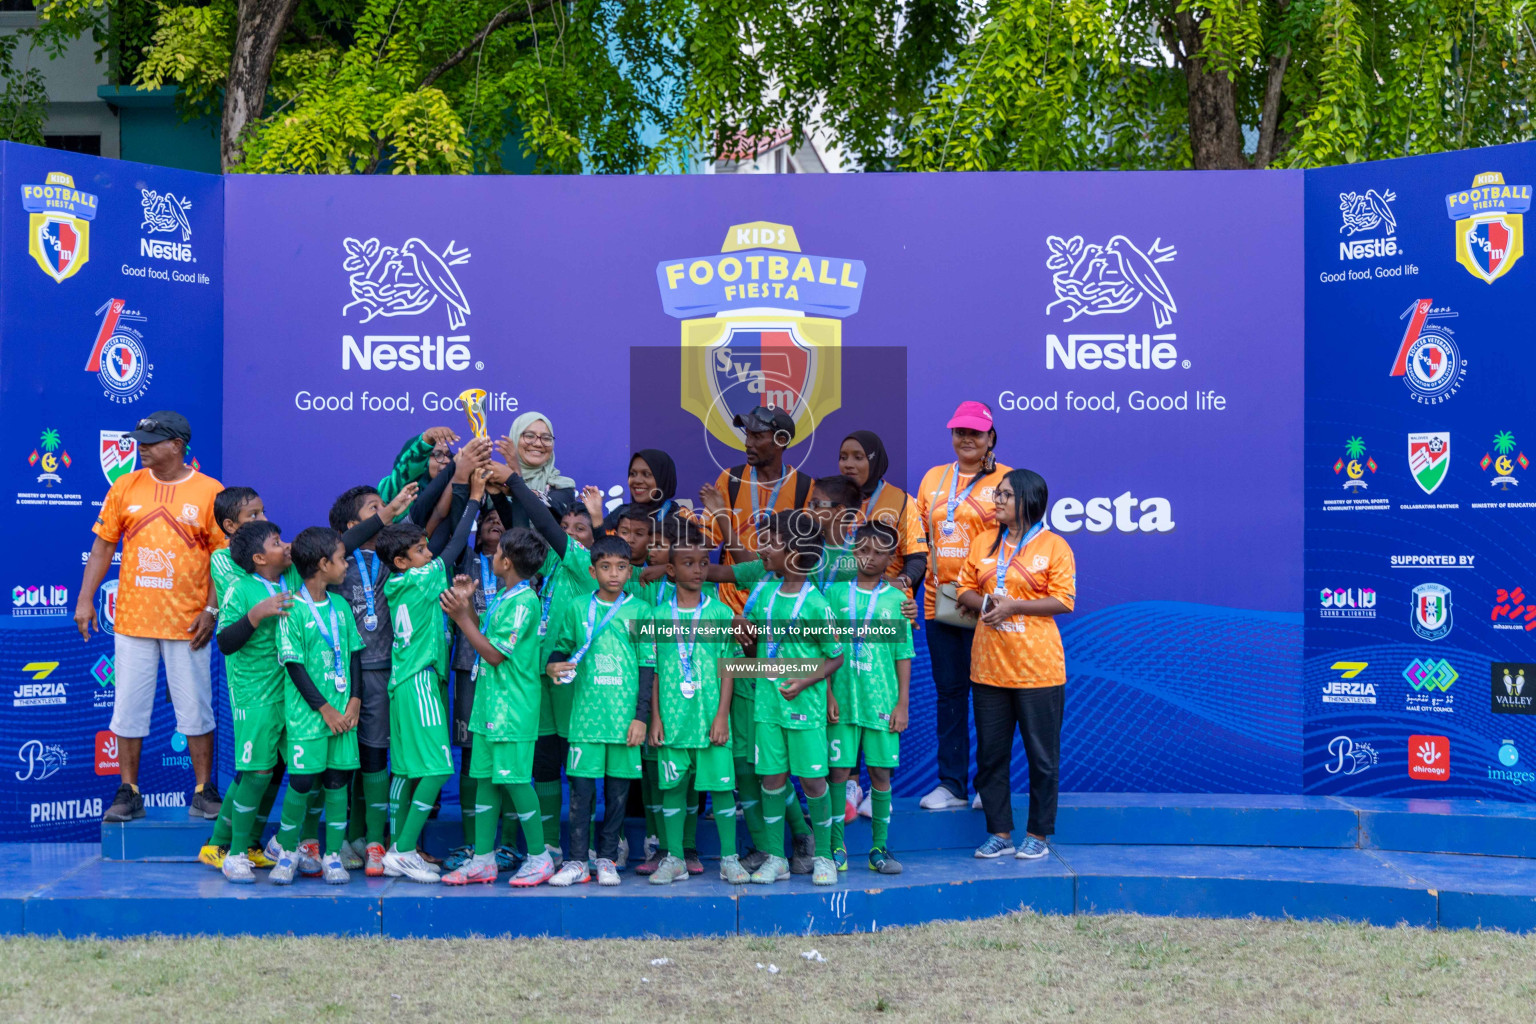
4, 911, 1533, 1022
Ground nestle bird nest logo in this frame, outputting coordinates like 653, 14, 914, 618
342, 237, 472, 329
1045, 234, 1178, 328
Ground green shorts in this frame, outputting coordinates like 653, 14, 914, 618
232, 703, 283, 772
538, 677, 576, 738
730, 690, 756, 760
288, 731, 359, 773
754, 722, 828, 779
567, 740, 642, 779
468, 736, 535, 784
389, 670, 454, 778
848, 725, 899, 768
657, 744, 736, 792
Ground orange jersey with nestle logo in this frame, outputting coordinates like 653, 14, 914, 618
958, 526, 1076, 688
93, 468, 226, 639
858, 484, 927, 590
915, 462, 1011, 618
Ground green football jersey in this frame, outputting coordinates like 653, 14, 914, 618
747, 582, 842, 731
277, 590, 365, 741
652, 592, 736, 748
809, 538, 860, 591
625, 561, 661, 603
827, 581, 914, 729
536, 542, 599, 662
470, 582, 542, 742
211, 549, 299, 605
384, 558, 451, 688
550, 593, 655, 745
216, 573, 289, 708
653, 577, 720, 607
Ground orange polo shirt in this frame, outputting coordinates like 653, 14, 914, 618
915, 462, 1011, 618
93, 467, 226, 640
705, 464, 810, 612
858, 484, 927, 590
958, 526, 1075, 688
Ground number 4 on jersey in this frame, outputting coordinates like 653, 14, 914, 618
394, 604, 412, 644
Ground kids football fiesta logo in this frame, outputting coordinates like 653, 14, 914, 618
1446, 171, 1529, 283
655, 222, 865, 451
20, 171, 98, 282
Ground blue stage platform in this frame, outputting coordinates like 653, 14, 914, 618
5, 793, 1535, 939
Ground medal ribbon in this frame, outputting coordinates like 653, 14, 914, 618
570, 594, 629, 667
848, 581, 886, 661
940, 462, 983, 537
670, 591, 705, 687
300, 591, 347, 691
994, 522, 1044, 595
356, 550, 379, 630
765, 584, 813, 659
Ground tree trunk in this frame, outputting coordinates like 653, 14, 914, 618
221, 0, 301, 172
1172, 10, 1248, 170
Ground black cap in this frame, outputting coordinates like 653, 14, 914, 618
127, 411, 191, 445
733, 406, 796, 439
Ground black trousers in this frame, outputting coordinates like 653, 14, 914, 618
927, 618, 976, 798
567, 776, 630, 862
973, 683, 1063, 838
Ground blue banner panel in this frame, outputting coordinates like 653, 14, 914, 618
1304, 141, 1536, 800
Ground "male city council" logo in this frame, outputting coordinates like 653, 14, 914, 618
656, 222, 865, 451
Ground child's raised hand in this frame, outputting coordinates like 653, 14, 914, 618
382, 481, 419, 521
422, 426, 459, 447
699, 483, 726, 513
640, 563, 668, 584
250, 592, 292, 623
469, 466, 490, 501
625, 719, 647, 747
581, 485, 604, 521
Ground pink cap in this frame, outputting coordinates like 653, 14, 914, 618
946, 400, 994, 432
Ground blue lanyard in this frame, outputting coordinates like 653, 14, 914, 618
940, 463, 983, 537
743, 578, 773, 616
475, 579, 530, 678
356, 551, 379, 630
670, 591, 705, 685
765, 584, 813, 659
253, 573, 288, 597
859, 481, 886, 523
659, 579, 675, 606
479, 554, 496, 605
817, 541, 852, 589
994, 523, 1044, 594
539, 541, 582, 637
848, 581, 886, 661
300, 591, 347, 692
571, 594, 628, 666
749, 467, 787, 527
657, 499, 673, 521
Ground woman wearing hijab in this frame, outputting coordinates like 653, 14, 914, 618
494, 412, 577, 530
837, 431, 927, 591
599, 449, 683, 534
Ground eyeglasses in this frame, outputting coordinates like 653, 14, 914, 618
429, 450, 452, 462
995, 490, 1014, 502
807, 500, 843, 510
520, 431, 555, 446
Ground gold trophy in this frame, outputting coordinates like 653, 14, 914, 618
459, 388, 489, 440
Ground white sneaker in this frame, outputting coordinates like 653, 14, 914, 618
919, 785, 967, 810
595, 857, 621, 886
972, 793, 984, 810
340, 838, 365, 870
268, 846, 297, 885
382, 844, 441, 884
857, 791, 873, 819
844, 780, 863, 823
643, 834, 659, 862
546, 844, 564, 868
616, 835, 630, 870
221, 851, 255, 884
322, 851, 350, 885
548, 860, 590, 887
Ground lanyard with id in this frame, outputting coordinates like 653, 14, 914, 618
938, 463, 983, 538
356, 551, 379, 631
749, 467, 786, 527
859, 480, 886, 523
479, 554, 497, 606
993, 522, 1044, 595
473, 579, 529, 680
301, 592, 348, 693
848, 581, 886, 662
765, 584, 812, 659
670, 592, 706, 699
560, 594, 628, 684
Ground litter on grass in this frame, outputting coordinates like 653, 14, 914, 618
800, 950, 826, 963
649, 958, 672, 966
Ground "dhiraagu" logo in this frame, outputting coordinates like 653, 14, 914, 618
656, 222, 865, 451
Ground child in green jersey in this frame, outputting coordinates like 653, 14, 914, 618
741, 510, 846, 886
207, 520, 293, 882
544, 535, 655, 886
807, 475, 863, 590
269, 527, 365, 885
375, 468, 486, 883
825, 521, 912, 875
647, 524, 748, 884
210, 487, 267, 605
438, 527, 556, 887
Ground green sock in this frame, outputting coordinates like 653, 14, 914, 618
507, 782, 543, 857
535, 780, 563, 851
323, 785, 349, 855
346, 774, 366, 843
208, 782, 234, 847
661, 783, 688, 859
228, 771, 270, 854
474, 781, 501, 857
389, 775, 411, 845
683, 778, 699, 852
301, 789, 323, 844
785, 788, 812, 838
808, 788, 833, 859
275, 785, 309, 851
761, 784, 788, 858
831, 811, 845, 855
397, 775, 444, 851
458, 769, 477, 847
362, 770, 390, 846
642, 765, 662, 841
713, 797, 738, 858
735, 760, 767, 851
871, 787, 892, 851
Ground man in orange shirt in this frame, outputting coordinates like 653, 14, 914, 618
74, 412, 228, 824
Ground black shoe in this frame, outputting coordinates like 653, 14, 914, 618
789, 831, 815, 874
739, 848, 769, 873
189, 782, 222, 820
103, 783, 144, 823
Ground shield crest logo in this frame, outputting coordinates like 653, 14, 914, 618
29, 212, 90, 283
680, 316, 842, 450
1457, 214, 1523, 283
1407, 431, 1451, 494
99, 431, 138, 486
1411, 583, 1453, 641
